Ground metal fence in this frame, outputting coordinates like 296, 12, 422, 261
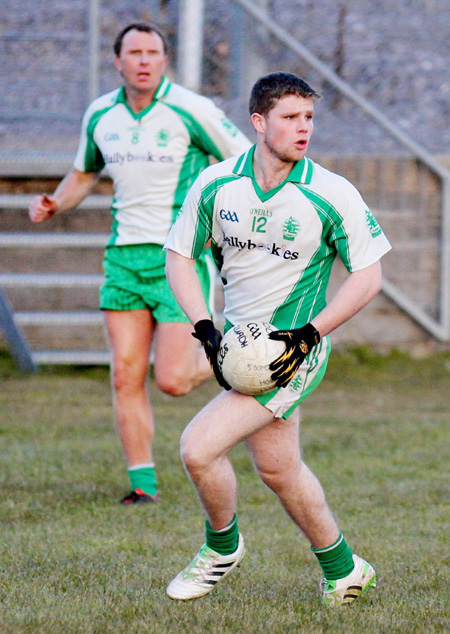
3, 0, 450, 157
223, 0, 450, 342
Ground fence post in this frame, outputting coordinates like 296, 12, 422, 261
177, 0, 204, 92
441, 180, 450, 338
88, 0, 100, 104
0, 289, 37, 373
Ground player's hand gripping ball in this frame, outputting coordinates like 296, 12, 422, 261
268, 323, 320, 388
193, 319, 231, 390
217, 322, 286, 395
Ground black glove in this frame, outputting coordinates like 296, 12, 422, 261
192, 319, 231, 390
268, 323, 320, 388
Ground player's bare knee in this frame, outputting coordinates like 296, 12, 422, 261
156, 375, 191, 396
111, 360, 130, 392
257, 462, 299, 495
155, 365, 195, 396
180, 428, 210, 475
111, 356, 143, 394
260, 471, 284, 493
180, 443, 205, 477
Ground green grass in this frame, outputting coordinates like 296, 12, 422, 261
1, 348, 449, 633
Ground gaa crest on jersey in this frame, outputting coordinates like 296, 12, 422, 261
282, 216, 301, 241
104, 132, 120, 141
220, 209, 239, 222
365, 209, 382, 237
156, 128, 171, 147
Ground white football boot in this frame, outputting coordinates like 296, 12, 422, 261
321, 554, 377, 606
167, 534, 245, 600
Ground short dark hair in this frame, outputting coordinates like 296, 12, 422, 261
113, 22, 168, 56
249, 72, 320, 116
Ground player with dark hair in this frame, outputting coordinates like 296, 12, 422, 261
248, 71, 321, 115
29, 22, 250, 505
112, 21, 169, 57
164, 71, 391, 604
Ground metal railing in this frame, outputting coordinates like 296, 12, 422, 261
230, 0, 450, 341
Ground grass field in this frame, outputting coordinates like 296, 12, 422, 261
0, 347, 449, 633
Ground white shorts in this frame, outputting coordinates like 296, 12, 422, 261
254, 335, 331, 419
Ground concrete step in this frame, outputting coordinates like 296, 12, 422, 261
3, 286, 99, 311
0, 193, 112, 210
14, 311, 103, 326
0, 193, 113, 232
1, 247, 104, 274
0, 273, 104, 287
9, 310, 105, 351
13, 322, 106, 350
31, 349, 110, 365
0, 232, 109, 247
0, 207, 113, 233
7, 310, 106, 351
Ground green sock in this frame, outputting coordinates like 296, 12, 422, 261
205, 515, 239, 555
311, 533, 355, 580
128, 463, 158, 497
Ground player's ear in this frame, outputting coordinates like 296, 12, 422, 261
114, 56, 122, 74
251, 112, 265, 134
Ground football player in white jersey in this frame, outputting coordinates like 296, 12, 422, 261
28, 23, 250, 505
164, 72, 391, 604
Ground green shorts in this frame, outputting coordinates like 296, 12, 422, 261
100, 243, 213, 323
254, 335, 331, 419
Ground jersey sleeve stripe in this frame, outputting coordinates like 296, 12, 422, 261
296, 185, 352, 270
83, 105, 116, 173
163, 103, 224, 161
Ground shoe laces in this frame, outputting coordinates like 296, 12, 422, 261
182, 545, 219, 581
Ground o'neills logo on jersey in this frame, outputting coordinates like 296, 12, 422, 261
222, 232, 299, 260
250, 208, 272, 217
103, 152, 174, 165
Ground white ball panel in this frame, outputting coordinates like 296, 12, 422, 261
217, 322, 285, 395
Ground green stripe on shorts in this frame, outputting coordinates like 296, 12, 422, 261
254, 336, 331, 419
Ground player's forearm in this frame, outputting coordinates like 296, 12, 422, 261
311, 261, 382, 337
52, 168, 98, 214
165, 250, 211, 325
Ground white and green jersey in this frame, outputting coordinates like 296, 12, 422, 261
74, 77, 251, 247
165, 146, 392, 329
